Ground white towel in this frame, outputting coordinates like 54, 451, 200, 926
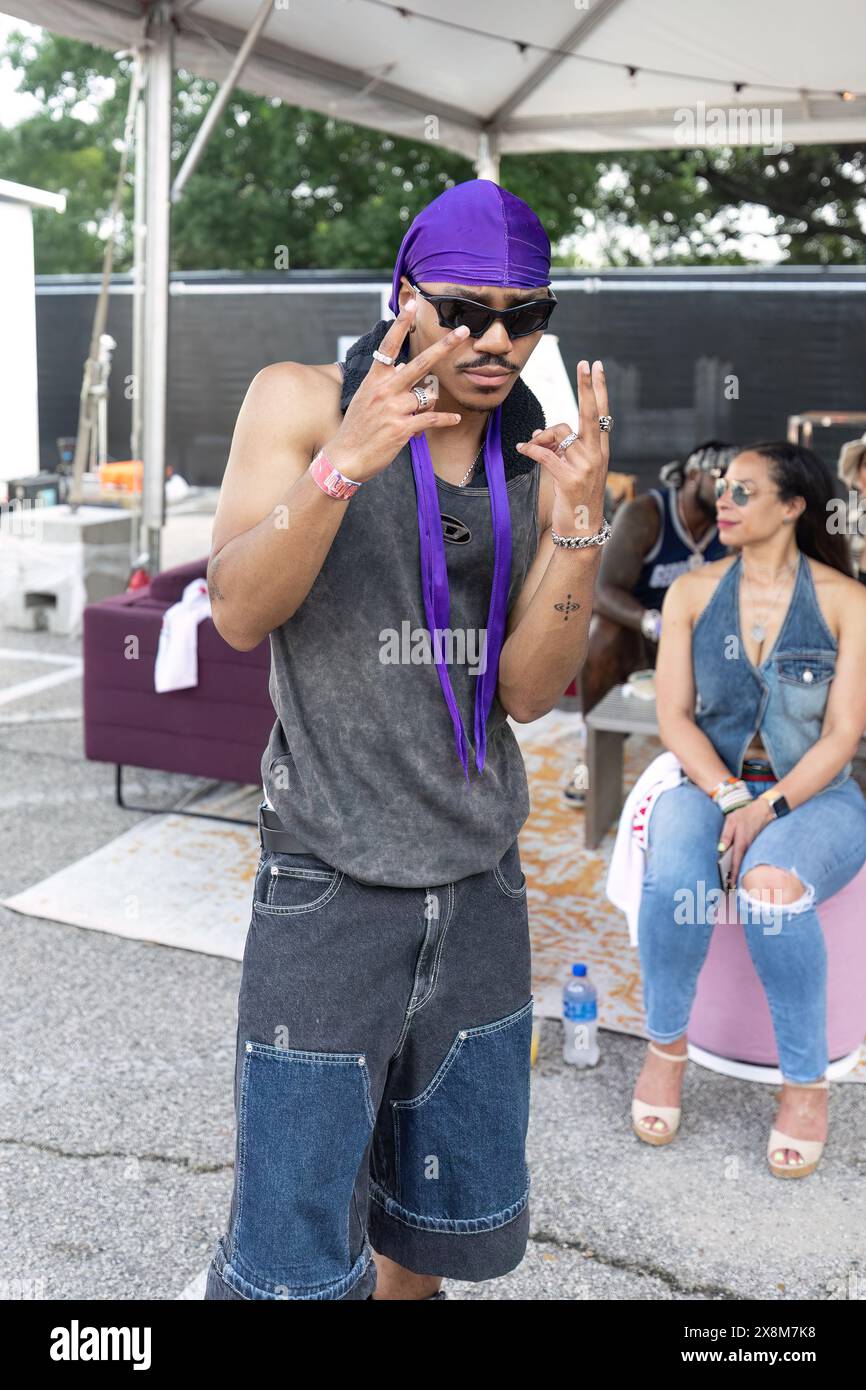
605, 750, 684, 947
154, 577, 211, 693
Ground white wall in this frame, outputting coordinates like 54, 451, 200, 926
0, 199, 40, 481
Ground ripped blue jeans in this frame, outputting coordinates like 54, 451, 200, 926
637, 774, 866, 1082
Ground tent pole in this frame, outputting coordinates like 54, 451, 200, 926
141, 1, 174, 574
475, 131, 500, 183
171, 0, 275, 203
130, 51, 147, 474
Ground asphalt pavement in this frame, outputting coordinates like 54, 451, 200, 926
1, 622, 864, 1303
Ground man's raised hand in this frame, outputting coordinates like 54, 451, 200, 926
323, 299, 469, 483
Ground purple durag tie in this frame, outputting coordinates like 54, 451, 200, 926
394, 180, 550, 779
410, 410, 512, 783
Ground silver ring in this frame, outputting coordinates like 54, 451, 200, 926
412, 385, 430, 413
557, 431, 579, 453
372, 349, 396, 366
599, 415, 613, 433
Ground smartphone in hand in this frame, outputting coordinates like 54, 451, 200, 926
717, 842, 735, 891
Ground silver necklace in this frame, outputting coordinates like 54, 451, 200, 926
743, 559, 797, 643
458, 430, 488, 487
676, 493, 715, 570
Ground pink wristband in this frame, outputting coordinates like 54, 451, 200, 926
309, 448, 363, 500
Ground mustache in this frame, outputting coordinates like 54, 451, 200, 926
458, 360, 517, 372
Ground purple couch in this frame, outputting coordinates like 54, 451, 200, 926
83, 558, 274, 793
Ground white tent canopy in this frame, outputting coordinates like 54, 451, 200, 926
9, 0, 866, 156
5, 0, 866, 564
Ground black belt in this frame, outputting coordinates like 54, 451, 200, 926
258, 805, 315, 854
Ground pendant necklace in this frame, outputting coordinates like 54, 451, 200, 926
743, 558, 797, 643
676, 493, 714, 570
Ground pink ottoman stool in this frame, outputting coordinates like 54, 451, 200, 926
688, 856, 866, 1083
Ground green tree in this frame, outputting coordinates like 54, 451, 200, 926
588, 146, 866, 264
1, 28, 863, 272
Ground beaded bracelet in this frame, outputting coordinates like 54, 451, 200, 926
710, 777, 752, 814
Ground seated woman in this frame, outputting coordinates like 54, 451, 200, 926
631, 440, 866, 1178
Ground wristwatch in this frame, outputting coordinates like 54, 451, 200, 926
760, 789, 791, 819
640, 608, 662, 642
309, 448, 363, 500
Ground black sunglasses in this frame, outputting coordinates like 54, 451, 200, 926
409, 280, 557, 339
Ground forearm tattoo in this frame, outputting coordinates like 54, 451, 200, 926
208, 554, 225, 602
554, 593, 581, 621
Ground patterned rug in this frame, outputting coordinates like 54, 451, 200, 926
513, 709, 866, 1081
6, 708, 863, 1080
513, 709, 653, 1030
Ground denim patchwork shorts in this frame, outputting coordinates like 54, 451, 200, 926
204, 833, 533, 1300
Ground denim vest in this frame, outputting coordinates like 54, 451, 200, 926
692, 551, 850, 791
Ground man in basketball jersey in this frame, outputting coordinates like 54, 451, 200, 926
588, 442, 734, 698
561, 441, 733, 805
202, 179, 611, 1301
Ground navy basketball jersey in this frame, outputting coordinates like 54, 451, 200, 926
632, 486, 728, 612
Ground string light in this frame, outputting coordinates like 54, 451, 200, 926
376, 0, 866, 103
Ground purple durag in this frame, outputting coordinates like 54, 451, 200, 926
393, 180, 551, 781
388, 179, 551, 317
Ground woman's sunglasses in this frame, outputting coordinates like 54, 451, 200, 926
409, 280, 557, 339
713, 475, 756, 507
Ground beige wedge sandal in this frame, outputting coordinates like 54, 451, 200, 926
632, 1042, 689, 1146
767, 1077, 829, 1178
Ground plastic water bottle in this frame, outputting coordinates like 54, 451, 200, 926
562, 963, 600, 1067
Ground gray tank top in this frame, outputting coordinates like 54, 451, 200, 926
262, 319, 546, 886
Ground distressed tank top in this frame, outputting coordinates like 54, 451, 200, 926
261, 319, 546, 886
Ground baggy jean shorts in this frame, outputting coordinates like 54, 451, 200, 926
204, 833, 533, 1300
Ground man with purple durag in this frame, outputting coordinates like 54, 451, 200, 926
203, 179, 611, 1302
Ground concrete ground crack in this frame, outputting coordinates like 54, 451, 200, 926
529, 1228, 740, 1299
0, 1136, 231, 1174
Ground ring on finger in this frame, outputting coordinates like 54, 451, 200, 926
599, 415, 613, 433
373, 348, 396, 366
557, 431, 578, 453
411, 385, 431, 413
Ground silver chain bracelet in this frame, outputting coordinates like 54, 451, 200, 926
551, 518, 612, 549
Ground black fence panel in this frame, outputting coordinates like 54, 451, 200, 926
35, 268, 866, 492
